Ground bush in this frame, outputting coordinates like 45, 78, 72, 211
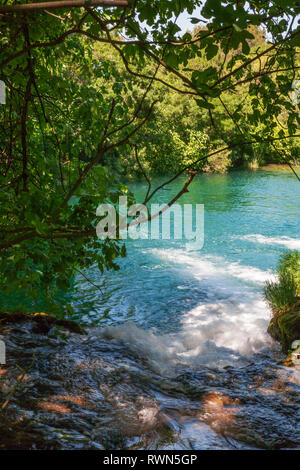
264, 251, 300, 315
278, 251, 300, 295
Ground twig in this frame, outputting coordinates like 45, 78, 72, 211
133, 145, 151, 204
270, 142, 300, 182
74, 267, 104, 295
128, 171, 198, 227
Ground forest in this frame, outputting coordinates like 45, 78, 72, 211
0, 0, 300, 453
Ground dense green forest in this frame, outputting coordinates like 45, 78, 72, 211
0, 0, 299, 315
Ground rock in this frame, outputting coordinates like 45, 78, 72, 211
268, 309, 300, 354
277, 347, 300, 367
0, 311, 87, 335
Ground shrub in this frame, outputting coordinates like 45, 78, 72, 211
278, 251, 300, 295
264, 251, 300, 315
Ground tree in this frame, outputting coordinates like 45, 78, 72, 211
0, 0, 299, 314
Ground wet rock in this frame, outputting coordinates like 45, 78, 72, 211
0, 318, 300, 450
0, 311, 87, 335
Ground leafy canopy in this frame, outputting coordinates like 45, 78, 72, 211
0, 0, 299, 315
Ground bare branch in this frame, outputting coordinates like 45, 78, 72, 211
270, 142, 300, 182
211, 29, 300, 91
133, 145, 151, 203
0, 1, 130, 13
137, 171, 197, 226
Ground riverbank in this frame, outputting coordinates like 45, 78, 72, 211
258, 163, 300, 173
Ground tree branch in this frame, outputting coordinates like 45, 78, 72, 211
51, 100, 157, 221
0, 1, 130, 13
133, 144, 151, 204
144, 134, 300, 204
130, 170, 198, 228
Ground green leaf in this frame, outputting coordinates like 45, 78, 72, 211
195, 99, 214, 110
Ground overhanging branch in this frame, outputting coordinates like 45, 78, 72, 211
0, 0, 130, 13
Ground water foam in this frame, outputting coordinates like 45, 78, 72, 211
99, 249, 274, 373
150, 248, 275, 284
237, 234, 300, 250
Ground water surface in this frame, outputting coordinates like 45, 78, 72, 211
4, 169, 299, 450
71, 169, 300, 364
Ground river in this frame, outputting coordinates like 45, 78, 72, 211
71, 169, 300, 358
1, 169, 300, 449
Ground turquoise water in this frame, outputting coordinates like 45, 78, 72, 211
71, 170, 299, 358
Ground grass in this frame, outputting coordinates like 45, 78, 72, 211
264, 251, 300, 316
278, 251, 300, 295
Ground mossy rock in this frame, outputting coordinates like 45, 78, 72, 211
268, 309, 300, 354
0, 311, 87, 335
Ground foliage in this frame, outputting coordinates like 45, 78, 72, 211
0, 1, 299, 314
94, 23, 300, 176
264, 271, 297, 315
278, 251, 300, 295
264, 251, 300, 315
